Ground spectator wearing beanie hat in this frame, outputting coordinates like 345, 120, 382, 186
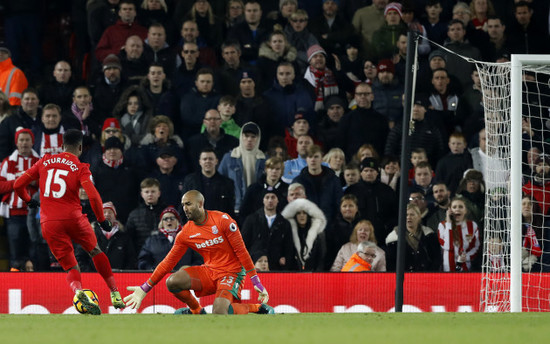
138, 206, 203, 270
371, 59, 404, 127
318, 95, 347, 151
75, 201, 138, 271
303, 44, 339, 111
371, 2, 408, 61
90, 135, 140, 223
88, 54, 130, 131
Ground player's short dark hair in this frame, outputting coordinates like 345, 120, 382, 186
63, 129, 83, 147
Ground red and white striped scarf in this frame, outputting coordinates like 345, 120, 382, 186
0, 149, 40, 216
40, 128, 65, 157
160, 225, 182, 243
102, 154, 124, 168
438, 220, 479, 272
304, 66, 339, 111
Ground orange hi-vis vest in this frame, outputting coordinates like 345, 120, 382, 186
341, 253, 372, 272
0, 57, 28, 106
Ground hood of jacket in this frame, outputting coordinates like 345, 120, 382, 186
258, 42, 297, 62
282, 198, 326, 264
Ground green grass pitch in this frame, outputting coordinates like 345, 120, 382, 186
1, 313, 548, 344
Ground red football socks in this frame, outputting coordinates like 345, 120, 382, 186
92, 252, 117, 292
66, 268, 82, 293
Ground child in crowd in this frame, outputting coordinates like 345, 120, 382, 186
125, 178, 167, 253
343, 162, 361, 191
408, 147, 429, 185
217, 95, 241, 139
435, 132, 473, 195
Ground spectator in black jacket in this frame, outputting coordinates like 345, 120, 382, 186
181, 147, 235, 217
185, 109, 239, 172
384, 94, 445, 166
88, 55, 129, 126
227, 1, 272, 64
344, 157, 398, 248
239, 156, 289, 224
138, 206, 203, 270
143, 23, 177, 79
338, 83, 388, 161
38, 61, 76, 113
293, 144, 343, 223
241, 189, 296, 271
149, 146, 186, 207
75, 202, 137, 271
126, 177, 167, 253
324, 194, 361, 270
0, 88, 41, 160
90, 136, 140, 224
435, 132, 473, 195
308, 0, 355, 56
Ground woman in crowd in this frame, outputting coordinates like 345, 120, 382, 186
353, 143, 380, 164
380, 155, 400, 191
282, 198, 327, 271
438, 197, 480, 271
469, 0, 495, 31
113, 85, 153, 147
139, 115, 185, 172
331, 219, 386, 272
385, 203, 441, 271
323, 147, 346, 179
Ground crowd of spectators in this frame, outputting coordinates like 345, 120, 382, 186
0, 0, 549, 273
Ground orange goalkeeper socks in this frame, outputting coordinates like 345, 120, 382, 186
229, 303, 260, 314
173, 290, 203, 313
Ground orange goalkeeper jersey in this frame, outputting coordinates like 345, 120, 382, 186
149, 210, 256, 285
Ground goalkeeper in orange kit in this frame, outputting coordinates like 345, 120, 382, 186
124, 190, 274, 314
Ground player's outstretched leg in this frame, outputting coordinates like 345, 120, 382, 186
110, 291, 125, 309
76, 290, 101, 315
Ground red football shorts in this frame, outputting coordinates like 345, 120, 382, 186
41, 216, 97, 270
183, 265, 244, 302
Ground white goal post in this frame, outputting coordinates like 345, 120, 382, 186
478, 54, 550, 312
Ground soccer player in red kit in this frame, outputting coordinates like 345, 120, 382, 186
14, 129, 125, 315
124, 190, 275, 314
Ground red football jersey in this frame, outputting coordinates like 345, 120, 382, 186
149, 210, 255, 285
23, 152, 94, 222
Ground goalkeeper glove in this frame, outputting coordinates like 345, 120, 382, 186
250, 275, 269, 304
27, 199, 40, 209
124, 282, 152, 310
99, 219, 112, 232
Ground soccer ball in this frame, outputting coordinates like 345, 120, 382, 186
73, 289, 99, 314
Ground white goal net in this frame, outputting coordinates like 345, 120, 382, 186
478, 55, 550, 312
